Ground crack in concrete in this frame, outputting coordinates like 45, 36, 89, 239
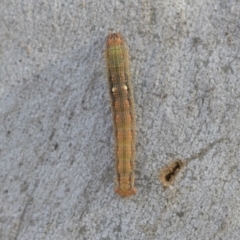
186, 137, 230, 162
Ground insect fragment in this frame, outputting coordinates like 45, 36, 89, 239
160, 160, 184, 187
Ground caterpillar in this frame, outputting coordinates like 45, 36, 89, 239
105, 33, 136, 197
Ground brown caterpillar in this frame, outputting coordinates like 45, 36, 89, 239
105, 33, 136, 197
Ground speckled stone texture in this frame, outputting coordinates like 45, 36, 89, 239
0, 1, 240, 239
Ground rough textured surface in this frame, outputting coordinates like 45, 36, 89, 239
1, 1, 240, 239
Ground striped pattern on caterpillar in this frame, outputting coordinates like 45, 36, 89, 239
105, 33, 136, 197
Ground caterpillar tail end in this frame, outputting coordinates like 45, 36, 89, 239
115, 187, 136, 197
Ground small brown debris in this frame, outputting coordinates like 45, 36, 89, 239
159, 160, 184, 187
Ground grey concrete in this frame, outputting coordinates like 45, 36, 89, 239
1, 1, 240, 239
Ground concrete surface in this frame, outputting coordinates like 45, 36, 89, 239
1, 0, 240, 239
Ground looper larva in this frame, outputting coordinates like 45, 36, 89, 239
105, 33, 136, 197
